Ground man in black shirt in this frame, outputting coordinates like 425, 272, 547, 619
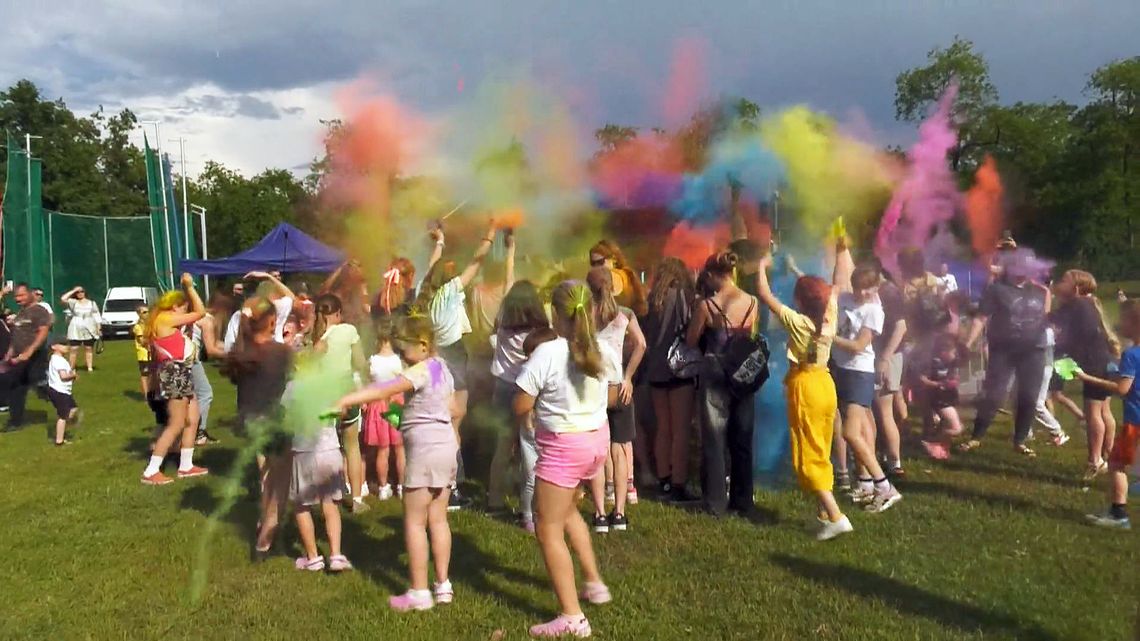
2, 284, 53, 429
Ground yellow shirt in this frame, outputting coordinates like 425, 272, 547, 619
777, 296, 838, 367
132, 323, 149, 362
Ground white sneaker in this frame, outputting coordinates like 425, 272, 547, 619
433, 579, 454, 604
396, 484, 404, 498
378, 484, 394, 501
360, 482, 370, 498
817, 515, 854, 541
1051, 433, 1070, 447
864, 487, 903, 513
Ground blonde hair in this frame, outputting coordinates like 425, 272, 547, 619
1067, 269, 1122, 358
550, 280, 603, 378
145, 290, 187, 341
586, 266, 620, 329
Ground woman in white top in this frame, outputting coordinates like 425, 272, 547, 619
61, 285, 101, 371
417, 219, 497, 506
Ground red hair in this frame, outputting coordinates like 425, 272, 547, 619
793, 275, 831, 338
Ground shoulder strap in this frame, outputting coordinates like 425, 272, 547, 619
706, 297, 730, 327
741, 297, 757, 330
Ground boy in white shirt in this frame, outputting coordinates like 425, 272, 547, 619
46, 336, 80, 445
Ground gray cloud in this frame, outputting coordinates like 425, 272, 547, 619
0, 0, 1136, 164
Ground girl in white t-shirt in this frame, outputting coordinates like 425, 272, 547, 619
831, 265, 901, 513
515, 281, 619, 639
362, 320, 406, 500
313, 294, 368, 512
417, 220, 497, 507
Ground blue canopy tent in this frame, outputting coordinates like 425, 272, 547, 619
180, 223, 344, 275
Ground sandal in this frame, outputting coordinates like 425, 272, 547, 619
1015, 444, 1037, 459
294, 556, 325, 571
958, 440, 981, 452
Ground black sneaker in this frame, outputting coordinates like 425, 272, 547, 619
669, 485, 701, 503
657, 479, 673, 496
592, 513, 610, 533
609, 512, 628, 531
447, 490, 471, 512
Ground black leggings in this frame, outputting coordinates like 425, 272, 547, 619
972, 346, 1046, 446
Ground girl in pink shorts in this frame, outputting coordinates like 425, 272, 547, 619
514, 281, 621, 638
337, 315, 458, 612
362, 324, 406, 500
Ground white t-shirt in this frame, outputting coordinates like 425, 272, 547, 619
938, 274, 959, 293
832, 293, 884, 373
596, 311, 630, 380
490, 328, 531, 383
369, 352, 403, 383
318, 323, 360, 382
223, 297, 294, 352
429, 277, 472, 348
48, 353, 73, 394
515, 338, 620, 434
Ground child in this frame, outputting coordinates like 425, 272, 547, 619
1077, 299, 1140, 529
290, 409, 352, 572
757, 239, 852, 541
831, 264, 902, 512
585, 267, 647, 531
487, 279, 550, 531
514, 281, 620, 638
362, 322, 406, 501
336, 315, 458, 611
918, 334, 963, 460
47, 336, 80, 445
132, 306, 151, 396
224, 297, 294, 561
313, 294, 368, 512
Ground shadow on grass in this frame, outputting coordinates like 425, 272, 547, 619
902, 479, 1078, 523
769, 554, 1060, 641
347, 514, 548, 617
935, 455, 1087, 490
121, 390, 145, 402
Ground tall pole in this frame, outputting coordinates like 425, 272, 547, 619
156, 122, 174, 287
172, 137, 190, 260
191, 205, 208, 298
24, 133, 42, 288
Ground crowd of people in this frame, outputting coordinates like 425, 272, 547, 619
3, 215, 1137, 638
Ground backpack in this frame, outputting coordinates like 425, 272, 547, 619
707, 298, 771, 398
907, 276, 950, 333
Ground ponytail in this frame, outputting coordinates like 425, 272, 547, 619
313, 293, 343, 341
551, 281, 603, 378
1092, 296, 1122, 359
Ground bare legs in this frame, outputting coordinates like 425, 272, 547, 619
402, 487, 451, 590
534, 480, 603, 617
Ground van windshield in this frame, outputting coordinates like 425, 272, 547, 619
104, 299, 145, 313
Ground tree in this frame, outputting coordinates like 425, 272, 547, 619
593, 124, 637, 157
195, 161, 307, 259
894, 37, 999, 172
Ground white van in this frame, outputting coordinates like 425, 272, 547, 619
101, 286, 159, 337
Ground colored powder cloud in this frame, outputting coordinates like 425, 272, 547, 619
965, 155, 1004, 258
875, 85, 961, 276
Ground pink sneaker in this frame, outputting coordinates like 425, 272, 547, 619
521, 518, 536, 535
578, 581, 612, 605
328, 555, 353, 572
294, 556, 325, 571
389, 590, 433, 612
529, 614, 591, 638
177, 466, 209, 478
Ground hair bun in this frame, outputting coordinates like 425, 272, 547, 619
704, 250, 738, 276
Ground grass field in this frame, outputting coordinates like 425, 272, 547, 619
1, 341, 1138, 641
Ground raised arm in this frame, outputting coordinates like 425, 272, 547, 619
755, 253, 784, 317
427, 227, 445, 273
60, 286, 81, 303
318, 263, 346, 296
247, 271, 295, 301
832, 239, 853, 292
504, 229, 516, 293
199, 315, 226, 358
162, 273, 207, 329
457, 221, 497, 289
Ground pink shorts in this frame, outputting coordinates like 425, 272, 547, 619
362, 397, 403, 448
534, 423, 609, 489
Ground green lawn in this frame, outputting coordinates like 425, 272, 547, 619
1, 341, 1138, 641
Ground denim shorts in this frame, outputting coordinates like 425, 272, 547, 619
833, 367, 875, 408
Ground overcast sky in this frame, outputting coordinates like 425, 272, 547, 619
0, 0, 1135, 178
